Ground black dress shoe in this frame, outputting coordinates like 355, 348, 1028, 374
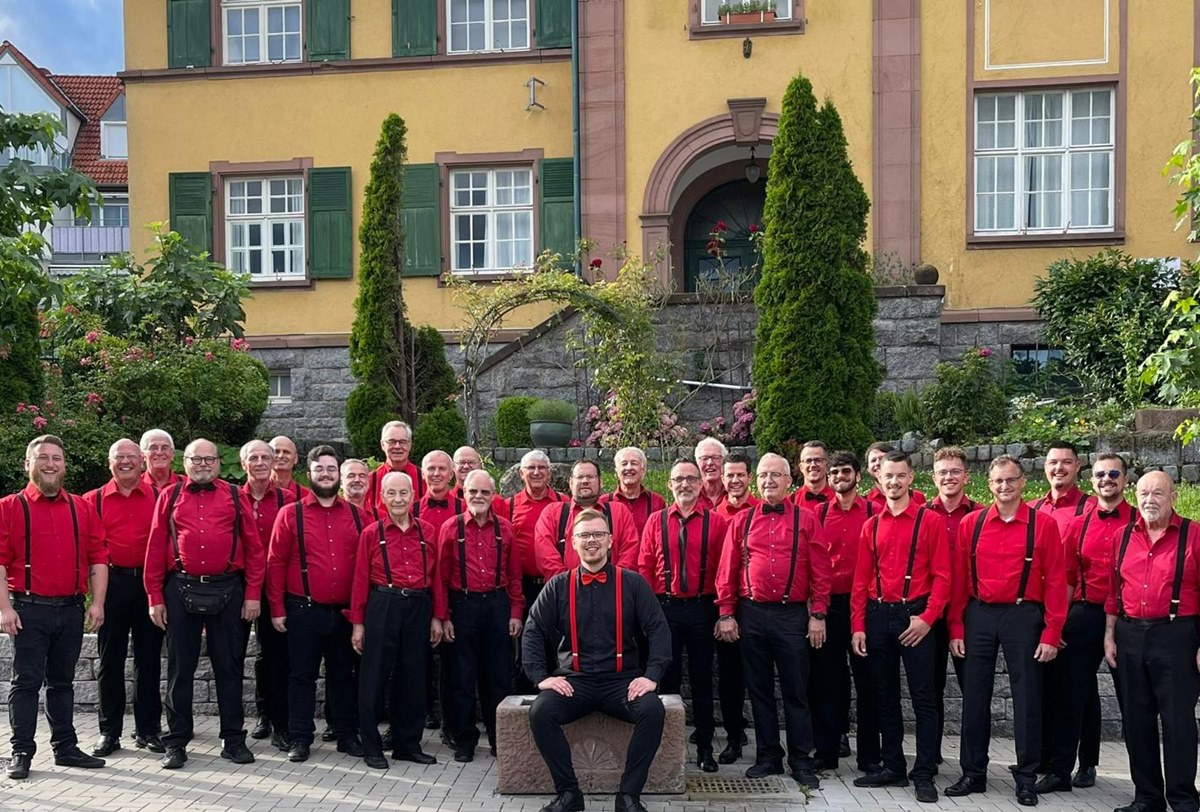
1073, 766, 1097, 788
251, 718, 271, 739
161, 747, 187, 769
793, 770, 821, 789
220, 743, 256, 764
321, 725, 337, 742
91, 735, 121, 757
538, 789, 585, 812
363, 753, 389, 769
54, 746, 106, 769
288, 742, 310, 763
135, 734, 165, 753
440, 729, 458, 748
815, 756, 839, 771
688, 729, 698, 745
854, 769, 908, 788
1034, 774, 1073, 794
839, 734, 852, 758
858, 761, 883, 775
490, 745, 497, 757
381, 728, 394, 750
915, 779, 938, 803
454, 747, 474, 763
1017, 785, 1039, 806
746, 761, 784, 778
697, 749, 718, 773
6, 752, 31, 780
718, 741, 742, 765
337, 738, 365, 757
615, 792, 648, 812
392, 749, 437, 765
425, 713, 441, 730
271, 731, 291, 752
944, 776, 987, 796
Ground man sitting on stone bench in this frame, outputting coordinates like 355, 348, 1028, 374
522, 508, 672, 812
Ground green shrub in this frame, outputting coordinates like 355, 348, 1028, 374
1001, 396, 1129, 448
346, 382, 398, 459
920, 348, 1007, 443
870, 391, 900, 441
496, 396, 537, 447
412, 325, 458, 415
0, 299, 43, 412
528, 398, 577, 423
412, 404, 467, 463
894, 387, 925, 434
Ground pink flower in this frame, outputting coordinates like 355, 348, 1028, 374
80, 356, 92, 366
85, 330, 100, 344
979, 347, 994, 358
86, 392, 103, 406
699, 421, 712, 433
569, 439, 581, 448
27, 405, 38, 415
715, 220, 727, 231
32, 416, 47, 429
15, 403, 25, 413
184, 336, 195, 347
748, 223, 759, 233
204, 352, 215, 362
232, 338, 250, 352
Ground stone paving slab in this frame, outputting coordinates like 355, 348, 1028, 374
0, 715, 1136, 812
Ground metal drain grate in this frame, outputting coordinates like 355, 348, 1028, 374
686, 775, 799, 800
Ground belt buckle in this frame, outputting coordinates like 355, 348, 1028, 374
198, 575, 214, 584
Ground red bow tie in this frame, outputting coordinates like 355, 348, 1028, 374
581, 570, 608, 586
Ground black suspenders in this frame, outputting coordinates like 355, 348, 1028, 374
1116, 518, 1193, 620
166, 482, 240, 576
659, 508, 711, 596
781, 506, 801, 604
557, 503, 613, 560
970, 507, 1037, 603
17, 493, 80, 596
870, 507, 927, 603
294, 502, 312, 603
455, 513, 504, 593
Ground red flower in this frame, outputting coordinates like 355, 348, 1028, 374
714, 220, 728, 231
748, 223, 759, 233
589, 258, 603, 269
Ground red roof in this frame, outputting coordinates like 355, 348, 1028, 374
50, 74, 126, 188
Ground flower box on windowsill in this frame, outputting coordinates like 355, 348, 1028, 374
724, 10, 776, 24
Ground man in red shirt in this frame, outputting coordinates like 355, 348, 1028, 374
145, 438, 264, 770
865, 442, 927, 508
793, 441, 836, 511
1104, 471, 1200, 812
140, 428, 179, 490
809, 451, 880, 774
601, 447, 666, 535
267, 445, 365, 763
946, 455, 1066, 806
340, 458, 370, 511
713, 450, 759, 520
270, 435, 310, 501
927, 446, 977, 762
451, 446, 484, 500
350, 471, 442, 769
535, 459, 639, 578
0, 435, 108, 780
1037, 453, 1133, 794
715, 452, 830, 789
638, 459, 728, 773
88, 438, 165, 759
695, 437, 728, 510
366, 421, 424, 518
437, 470, 523, 763
850, 452, 950, 802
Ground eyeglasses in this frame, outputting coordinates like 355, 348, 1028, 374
187, 456, 219, 465
669, 475, 700, 484
829, 466, 856, 477
146, 444, 173, 453
522, 465, 549, 472
310, 465, 339, 475
697, 455, 723, 464
466, 488, 494, 497
1093, 470, 1123, 480
574, 531, 610, 542
384, 439, 412, 447
572, 474, 599, 481
989, 477, 1023, 487
934, 468, 966, 478
800, 458, 826, 467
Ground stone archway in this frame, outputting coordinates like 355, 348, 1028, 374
641, 98, 779, 284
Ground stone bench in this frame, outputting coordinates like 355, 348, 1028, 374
496, 694, 686, 795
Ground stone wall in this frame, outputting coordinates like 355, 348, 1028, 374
874, 285, 944, 392
253, 346, 354, 448
940, 316, 1044, 362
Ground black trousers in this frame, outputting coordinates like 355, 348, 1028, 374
959, 600, 1044, 785
529, 673, 665, 796
716, 638, 746, 740
1047, 602, 1121, 781
97, 567, 164, 739
1115, 616, 1200, 812
246, 589, 289, 733
451, 592, 512, 747
738, 600, 815, 772
514, 575, 555, 694
358, 589, 431, 757
866, 599, 938, 780
284, 596, 357, 746
163, 575, 247, 748
933, 615, 966, 759
659, 596, 717, 751
8, 600, 84, 756
809, 593, 881, 769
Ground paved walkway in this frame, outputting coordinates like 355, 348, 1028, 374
0, 717, 1136, 812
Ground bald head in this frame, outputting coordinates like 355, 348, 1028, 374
380, 470, 414, 522
1136, 471, 1177, 527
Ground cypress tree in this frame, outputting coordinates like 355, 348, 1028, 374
752, 74, 880, 453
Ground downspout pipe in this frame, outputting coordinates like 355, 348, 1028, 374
571, 0, 582, 276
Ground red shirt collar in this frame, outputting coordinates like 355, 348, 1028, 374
21, 482, 66, 502
985, 501, 1033, 525
102, 478, 156, 499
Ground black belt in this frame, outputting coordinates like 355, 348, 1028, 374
523, 575, 545, 586
285, 593, 348, 610
371, 585, 430, 598
869, 593, 930, 607
173, 571, 242, 585
658, 594, 714, 604
1119, 614, 1196, 627
451, 589, 505, 599
1074, 599, 1106, 608
971, 597, 1042, 608
746, 598, 804, 606
110, 565, 144, 577
12, 593, 83, 607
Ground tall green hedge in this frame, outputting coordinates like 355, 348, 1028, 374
751, 73, 880, 453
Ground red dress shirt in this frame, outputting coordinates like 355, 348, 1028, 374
0, 485, 106, 597
143, 479, 264, 606
414, 491, 466, 533
494, 488, 563, 578
697, 485, 727, 512
866, 486, 926, 510
367, 461, 424, 519
1029, 486, 1095, 535
927, 495, 981, 555
267, 495, 364, 615
816, 496, 875, 595
713, 494, 760, 520
435, 512, 524, 621
715, 502, 831, 615
247, 483, 296, 561
1104, 512, 1200, 619
600, 489, 666, 536
794, 485, 837, 512
143, 470, 180, 490
534, 500, 641, 578
949, 503, 1067, 646
1064, 501, 1136, 605
273, 479, 313, 503
84, 479, 158, 569
348, 514, 439, 623
851, 501, 951, 633
638, 504, 729, 597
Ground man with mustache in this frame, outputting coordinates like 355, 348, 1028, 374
0, 435, 109, 780
793, 441, 836, 512
694, 438, 728, 511
340, 458, 370, 511
601, 447, 665, 534
140, 428, 179, 490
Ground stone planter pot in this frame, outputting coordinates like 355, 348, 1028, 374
724, 11, 776, 23
529, 421, 573, 448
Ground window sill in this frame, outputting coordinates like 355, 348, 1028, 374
689, 18, 805, 40
437, 270, 536, 286
249, 278, 314, 290
967, 230, 1125, 249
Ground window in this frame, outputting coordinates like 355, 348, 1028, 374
1010, 345, 1064, 375
225, 177, 306, 281
75, 200, 130, 228
974, 87, 1114, 235
701, 0, 793, 24
449, 167, 533, 273
268, 370, 292, 402
101, 122, 127, 159
223, 0, 302, 65
448, 0, 530, 53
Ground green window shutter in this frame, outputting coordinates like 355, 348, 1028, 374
537, 0, 571, 49
168, 172, 212, 254
393, 0, 437, 57
539, 157, 575, 266
402, 163, 441, 277
307, 0, 351, 61
167, 0, 211, 69
308, 167, 353, 279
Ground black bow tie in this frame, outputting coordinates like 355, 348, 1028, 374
427, 498, 449, 509
804, 491, 827, 502
1098, 508, 1121, 519
187, 482, 217, 493
762, 503, 786, 515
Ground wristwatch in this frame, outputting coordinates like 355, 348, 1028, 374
718, 614, 735, 622
811, 612, 827, 621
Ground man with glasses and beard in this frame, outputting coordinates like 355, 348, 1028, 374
794, 441, 836, 512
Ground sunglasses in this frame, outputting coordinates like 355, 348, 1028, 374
1093, 469, 1123, 480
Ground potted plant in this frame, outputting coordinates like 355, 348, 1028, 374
528, 398, 577, 447
719, 0, 777, 24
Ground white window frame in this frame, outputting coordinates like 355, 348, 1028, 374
449, 166, 535, 275
268, 370, 293, 403
222, 0, 303, 66
701, 0, 793, 25
447, 0, 531, 54
100, 121, 127, 159
224, 176, 307, 282
973, 87, 1115, 237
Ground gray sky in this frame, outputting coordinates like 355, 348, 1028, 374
0, 0, 123, 76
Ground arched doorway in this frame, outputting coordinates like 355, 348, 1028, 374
682, 179, 766, 293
